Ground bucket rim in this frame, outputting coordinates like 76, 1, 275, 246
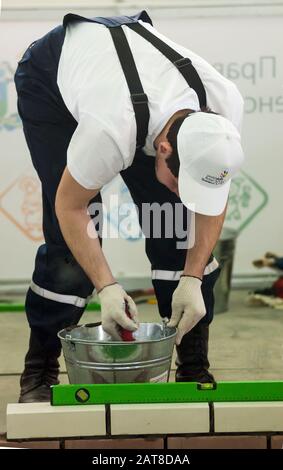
57, 322, 176, 345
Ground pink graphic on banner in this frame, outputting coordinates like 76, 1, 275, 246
0, 172, 43, 241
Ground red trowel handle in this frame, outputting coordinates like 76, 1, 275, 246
120, 300, 135, 342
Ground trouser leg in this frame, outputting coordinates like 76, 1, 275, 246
15, 58, 102, 400
19, 240, 100, 402
20, 113, 101, 352
174, 267, 220, 382
121, 151, 221, 381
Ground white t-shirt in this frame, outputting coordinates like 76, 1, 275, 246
57, 20, 244, 190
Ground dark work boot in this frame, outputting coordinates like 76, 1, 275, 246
19, 332, 60, 403
175, 323, 215, 383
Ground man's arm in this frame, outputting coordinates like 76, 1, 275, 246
184, 207, 227, 279
55, 168, 139, 339
55, 168, 115, 291
168, 207, 226, 344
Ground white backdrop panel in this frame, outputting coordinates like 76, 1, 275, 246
0, 10, 282, 281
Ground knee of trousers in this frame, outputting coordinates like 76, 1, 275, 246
152, 265, 221, 322
152, 279, 178, 319
199, 267, 221, 325
26, 244, 94, 333
25, 289, 75, 355
25, 287, 87, 333
32, 244, 94, 299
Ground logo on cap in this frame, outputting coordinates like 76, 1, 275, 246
201, 169, 229, 186
220, 170, 229, 179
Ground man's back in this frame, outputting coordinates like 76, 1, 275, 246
57, 19, 243, 189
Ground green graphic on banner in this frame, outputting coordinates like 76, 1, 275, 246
226, 170, 268, 233
0, 62, 21, 131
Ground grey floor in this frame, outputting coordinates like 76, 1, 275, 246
0, 289, 283, 433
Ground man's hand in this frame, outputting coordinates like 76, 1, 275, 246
98, 283, 139, 340
167, 276, 206, 345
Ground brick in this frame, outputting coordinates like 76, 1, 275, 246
168, 436, 267, 449
0, 434, 59, 448
7, 403, 106, 440
110, 403, 209, 435
214, 402, 283, 433
65, 438, 164, 449
271, 436, 283, 449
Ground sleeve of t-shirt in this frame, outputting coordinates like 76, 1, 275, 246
67, 113, 125, 189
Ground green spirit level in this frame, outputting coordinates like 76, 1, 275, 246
0, 301, 101, 313
51, 381, 283, 406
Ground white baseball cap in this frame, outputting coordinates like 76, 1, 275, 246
177, 112, 245, 216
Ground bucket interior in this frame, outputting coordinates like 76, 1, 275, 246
59, 322, 176, 344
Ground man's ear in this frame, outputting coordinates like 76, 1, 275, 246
158, 141, 172, 156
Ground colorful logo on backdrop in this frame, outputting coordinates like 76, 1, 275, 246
105, 183, 143, 241
0, 62, 22, 131
0, 172, 43, 241
225, 171, 268, 232
103, 171, 268, 241
0, 170, 268, 242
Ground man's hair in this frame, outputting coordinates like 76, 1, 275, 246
166, 107, 218, 178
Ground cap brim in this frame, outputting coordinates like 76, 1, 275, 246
178, 167, 231, 216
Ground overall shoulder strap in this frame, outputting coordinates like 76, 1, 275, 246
63, 10, 153, 29
109, 27, 149, 149
126, 22, 207, 108
62, 12, 152, 149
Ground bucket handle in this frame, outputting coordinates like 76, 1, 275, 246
64, 323, 102, 351
64, 324, 79, 352
65, 324, 80, 333
84, 322, 102, 328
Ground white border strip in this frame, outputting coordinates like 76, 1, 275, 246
30, 280, 93, 307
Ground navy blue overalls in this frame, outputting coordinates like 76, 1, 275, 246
14, 11, 220, 359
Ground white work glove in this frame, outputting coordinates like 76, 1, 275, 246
167, 276, 206, 345
98, 283, 139, 340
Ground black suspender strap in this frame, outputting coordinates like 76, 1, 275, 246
108, 27, 149, 149
107, 21, 207, 149
126, 22, 207, 109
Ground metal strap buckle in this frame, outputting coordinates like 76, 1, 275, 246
174, 57, 192, 69
131, 93, 148, 105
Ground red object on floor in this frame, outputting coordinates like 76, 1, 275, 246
272, 277, 283, 298
120, 301, 135, 342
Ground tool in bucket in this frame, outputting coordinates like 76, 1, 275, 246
119, 300, 135, 342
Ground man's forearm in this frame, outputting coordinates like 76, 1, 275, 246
56, 207, 115, 291
183, 207, 226, 279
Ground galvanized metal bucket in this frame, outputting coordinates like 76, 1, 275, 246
58, 322, 176, 384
